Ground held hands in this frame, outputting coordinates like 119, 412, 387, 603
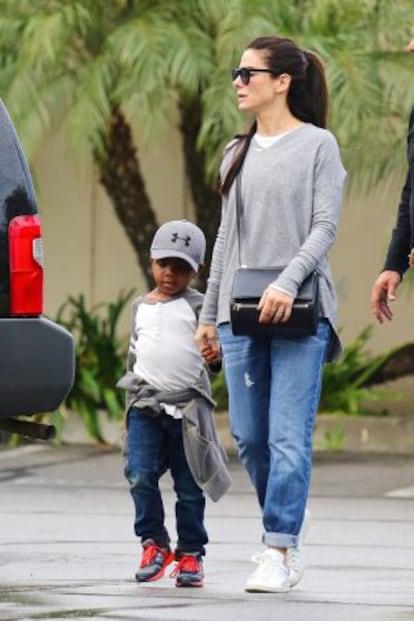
195, 324, 221, 364
370, 270, 401, 323
257, 287, 294, 324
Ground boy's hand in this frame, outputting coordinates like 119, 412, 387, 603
201, 343, 221, 364
195, 324, 220, 362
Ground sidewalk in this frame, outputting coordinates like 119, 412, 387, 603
0, 443, 413, 620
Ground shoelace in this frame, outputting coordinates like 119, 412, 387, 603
250, 550, 287, 577
251, 551, 276, 565
170, 555, 200, 578
140, 545, 165, 567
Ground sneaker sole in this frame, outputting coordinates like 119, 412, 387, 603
175, 580, 204, 588
245, 583, 289, 593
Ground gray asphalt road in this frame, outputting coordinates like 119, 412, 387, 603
0, 444, 413, 621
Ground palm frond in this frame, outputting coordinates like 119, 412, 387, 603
67, 56, 115, 159
0, 0, 412, 193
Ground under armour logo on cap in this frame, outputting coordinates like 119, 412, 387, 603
171, 233, 191, 246
150, 219, 206, 272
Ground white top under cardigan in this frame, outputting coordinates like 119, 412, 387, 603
131, 293, 204, 418
199, 123, 347, 361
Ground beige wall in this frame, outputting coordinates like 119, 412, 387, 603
331, 178, 412, 354
35, 125, 192, 332
34, 128, 411, 357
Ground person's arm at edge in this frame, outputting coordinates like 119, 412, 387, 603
371, 109, 413, 322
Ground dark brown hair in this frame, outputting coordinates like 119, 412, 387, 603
221, 36, 328, 195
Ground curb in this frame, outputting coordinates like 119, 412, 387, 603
313, 412, 414, 454
215, 411, 414, 456
60, 410, 414, 456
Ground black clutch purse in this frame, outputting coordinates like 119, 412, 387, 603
230, 267, 319, 337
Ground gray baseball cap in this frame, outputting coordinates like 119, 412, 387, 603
150, 219, 206, 271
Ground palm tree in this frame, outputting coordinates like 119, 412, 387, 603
0, 0, 177, 288
0, 0, 412, 292
173, 0, 414, 286
191, 0, 414, 187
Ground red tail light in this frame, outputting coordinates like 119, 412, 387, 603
8, 214, 43, 316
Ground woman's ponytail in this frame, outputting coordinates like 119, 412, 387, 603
287, 50, 328, 129
301, 50, 328, 128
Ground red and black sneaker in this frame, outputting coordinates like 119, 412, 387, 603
135, 540, 174, 582
170, 552, 204, 587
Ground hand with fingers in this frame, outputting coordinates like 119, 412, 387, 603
195, 324, 221, 364
257, 287, 294, 325
370, 270, 401, 323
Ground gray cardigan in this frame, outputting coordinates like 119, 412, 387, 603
199, 124, 347, 361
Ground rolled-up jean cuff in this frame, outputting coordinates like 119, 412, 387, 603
263, 532, 298, 548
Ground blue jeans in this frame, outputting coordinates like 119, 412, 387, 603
218, 320, 331, 548
124, 407, 208, 555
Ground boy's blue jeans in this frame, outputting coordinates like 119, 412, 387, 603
124, 407, 208, 555
218, 320, 331, 548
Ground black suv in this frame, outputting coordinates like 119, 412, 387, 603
0, 100, 75, 440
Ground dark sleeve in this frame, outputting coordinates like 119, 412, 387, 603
382, 171, 411, 275
409, 107, 414, 138
382, 110, 414, 275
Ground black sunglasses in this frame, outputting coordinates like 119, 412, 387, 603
231, 67, 275, 85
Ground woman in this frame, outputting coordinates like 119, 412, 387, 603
195, 36, 346, 593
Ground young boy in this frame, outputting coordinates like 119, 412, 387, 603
117, 220, 231, 588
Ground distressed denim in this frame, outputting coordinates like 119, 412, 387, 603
219, 321, 331, 548
124, 407, 208, 554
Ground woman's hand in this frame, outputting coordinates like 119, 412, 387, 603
195, 324, 221, 363
257, 287, 294, 324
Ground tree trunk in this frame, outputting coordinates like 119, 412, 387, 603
179, 96, 221, 292
99, 107, 158, 289
365, 343, 414, 386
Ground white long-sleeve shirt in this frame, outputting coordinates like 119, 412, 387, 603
132, 296, 204, 392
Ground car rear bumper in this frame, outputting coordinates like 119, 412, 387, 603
0, 316, 75, 417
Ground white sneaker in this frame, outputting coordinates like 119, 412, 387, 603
287, 508, 311, 587
245, 548, 289, 593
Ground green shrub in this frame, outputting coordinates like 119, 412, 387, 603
319, 326, 399, 415
210, 370, 229, 411
55, 289, 135, 442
